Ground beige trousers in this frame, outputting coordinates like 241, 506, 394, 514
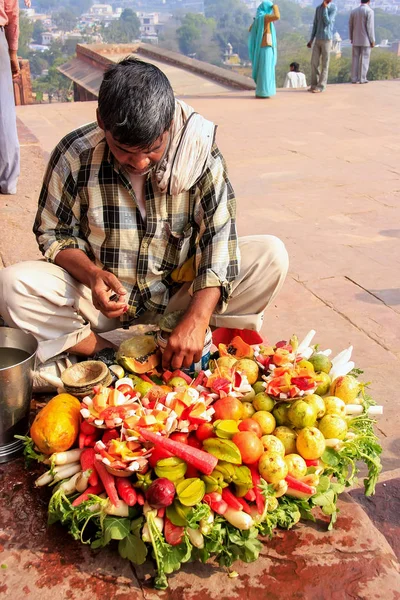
0, 235, 288, 363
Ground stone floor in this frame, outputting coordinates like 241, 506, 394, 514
0, 81, 399, 597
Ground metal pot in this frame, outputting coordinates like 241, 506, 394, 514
0, 327, 38, 463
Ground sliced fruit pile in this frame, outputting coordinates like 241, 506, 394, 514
23, 330, 383, 590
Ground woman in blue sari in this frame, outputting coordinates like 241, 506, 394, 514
248, 1, 280, 98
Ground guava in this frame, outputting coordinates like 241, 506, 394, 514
303, 394, 326, 419
241, 388, 256, 402
273, 426, 297, 455
330, 375, 360, 404
168, 377, 188, 388
296, 427, 326, 460
258, 452, 288, 484
323, 396, 346, 417
260, 435, 285, 457
253, 381, 266, 395
287, 400, 317, 429
272, 403, 290, 426
234, 359, 259, 385
284, 453, 307, 478
252, 411, 276, 435
216, 356, 237, 370
309, 353, 332, 374
133, 379, 154, 397
318, 415, 348, 440
253, 392, 275, 412
241, 401, 256, 419
314, 372, 331, 396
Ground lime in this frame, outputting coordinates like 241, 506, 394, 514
309, 353, 332, 374
253, 392, 275, 412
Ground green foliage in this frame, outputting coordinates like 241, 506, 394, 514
53, 9, 78, 33
102, 8, 141, 44
32, 20, 45, 45
369, 49, 400, 80
177, 13, 221, 65
18, 12, 34, 58
205, 0, 251, 59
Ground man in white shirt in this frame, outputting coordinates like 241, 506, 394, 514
349, 0, 375, 84
283, 62, 307, 89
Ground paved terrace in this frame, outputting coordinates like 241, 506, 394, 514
0, 81, 399, 598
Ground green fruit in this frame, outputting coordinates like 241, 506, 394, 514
241, 388, 256, 402
176, 478, 206, 506
241, 402, 256, 418
252, 381, 266, 395
129, 377, 154, 397
203, 438, 242, 464
166, 501, 190, 526
155, 457, 187, 482
309, 353, 332, 374
258, 453, 288, 484
253, 392, 275, 412
168, 376, 188, 388
318, 415, 348, 440
314, 372, 331, 396
260, 434, 285, 457
252, 411, 276, 435
214, 419, 240, 439
323, 396, 346, 417
273, 403, 290, 426
273, 426, 297, 455
287, 400, 317, 429
330, 375, 360, 404
296, 427, 326, 460
303, 394, 326, 419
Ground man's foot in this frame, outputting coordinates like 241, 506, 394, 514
312, 89, 322, 93
351, 81, 359, 84
360, 80, 369, 84
308, 87, 315, 92
0, 188, 17, 195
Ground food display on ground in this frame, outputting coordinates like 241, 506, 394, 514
18, 329, 383, 590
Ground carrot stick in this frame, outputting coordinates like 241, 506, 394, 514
72, 483, 104, 507
94, 459, 119, 506
115, 478, 137, 507
138, 428, 218, 475
80, 448, 98, 486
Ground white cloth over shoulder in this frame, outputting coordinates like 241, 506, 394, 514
283, 71, 307, 89
155, 99, 216, 196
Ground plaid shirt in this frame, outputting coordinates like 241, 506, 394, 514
33, 122, 239, 324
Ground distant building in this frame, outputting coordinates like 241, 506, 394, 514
90, 4, 113, 15
138, 12, 160, 42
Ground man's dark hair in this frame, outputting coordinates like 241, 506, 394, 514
361, 0, 370, 3
98, 57, 175, 149
290, 62, 300, 72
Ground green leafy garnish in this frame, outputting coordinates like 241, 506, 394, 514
15, 435, 47, 465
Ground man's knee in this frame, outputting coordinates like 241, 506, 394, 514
0, 261, 58, 312
239, 235, 289, 278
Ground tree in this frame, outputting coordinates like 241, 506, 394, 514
102, 8, 140, 44
205, 0, 250, 59
18, 12, 33, 58
53, 8, 77, 33
177, 13, 221, 64
32, 20, 45, 44
368, 50, 400, 80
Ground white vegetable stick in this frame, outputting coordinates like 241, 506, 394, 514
330, 361, 355, 380
301, 348, 314, 360
187, 528, 204, 549
53, 462, 82, 482
223, 507, 254, 530
331, 346, 353, 368
58, 472, 82, 495
105, 499, 130, 517
35, 470, 54, 487
297, 330, 316, 354
319, 349, 332, 356
324, 439, 343, 450
345, 405, 383, 416
48, 448, 83, 466
75, 469, 91, 493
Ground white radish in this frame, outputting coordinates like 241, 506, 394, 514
105, 499, 130, 517
301, 348, 314, 360
223, 507, 254, 530
199, 511, 214, 535
57, 472, 82, 495
35, 470, 54, 487
45, 448, 83, 466
187, 528, 204, 549
52, 462, 82, 482
109, 365, 125, 379
324, 439, 343, 450
273, 480, 288, 498
330, 346, 353, 369
142, 502, 157, 517
330, 361, 355, 380
319, 349, 332, 356
142, 517, 164, 541
75, 469, 92, 493
345, 405, 383, 417
297, 330, 316, 354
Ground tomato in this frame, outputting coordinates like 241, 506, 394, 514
148, 446, 173, 468
99, 406, 129, 421
196, 422, 215, 441
169, 432, 188, 444
164, 517, 185, 546
187, 434, 202, 449
213, 396, 243, 421
238, 418, 263, 438
102, 429, 120, 444
232, 431, 264, 465
117, 384, 136, 398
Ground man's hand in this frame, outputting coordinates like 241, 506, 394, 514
371, 42, 375, 48
162, 316, 208, 370
323, 0, 331, 6
9, 51, 19, 79
88, 269, 128, 319
307, 41, 312, 48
